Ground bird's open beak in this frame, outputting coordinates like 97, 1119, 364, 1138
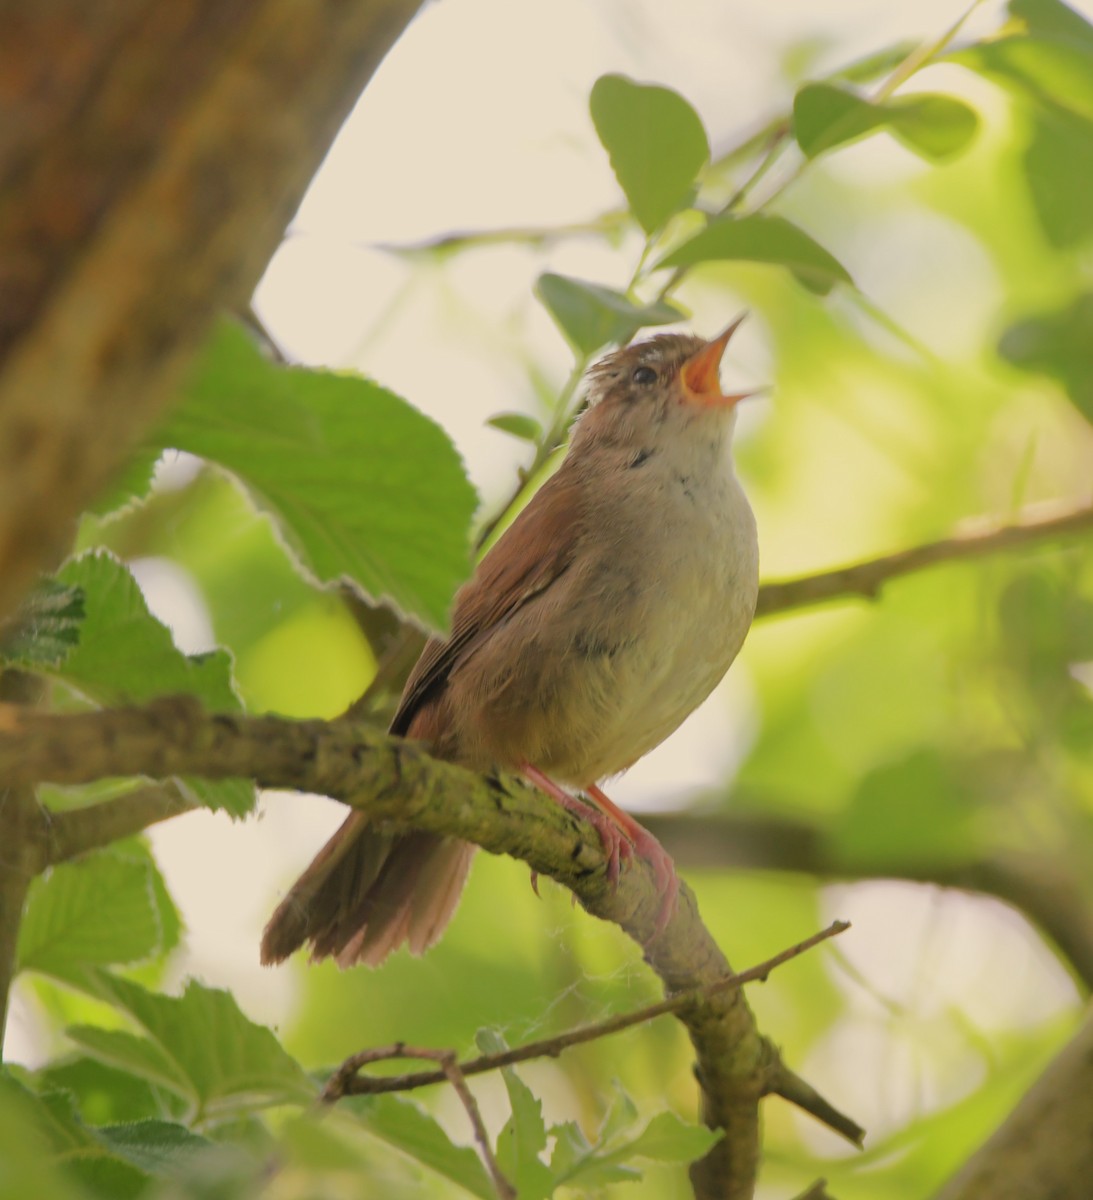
681, 314, 755, 407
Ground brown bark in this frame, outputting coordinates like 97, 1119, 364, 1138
0, 0, 425, 622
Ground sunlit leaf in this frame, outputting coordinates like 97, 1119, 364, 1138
486, 412, 543, 443
17, 843, 181, 980
590, 74, 709, 234
951, 36, 1093, 122
52, 552, 253, 817
536, 273, 684, 356
161, 321, 478, 634
614, 1110, 720, 1164
657, 213, 852, 294
794, 82, 978, 160
70, 975, 313, 1114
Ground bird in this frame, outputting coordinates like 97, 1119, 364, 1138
260, 320, 759, 969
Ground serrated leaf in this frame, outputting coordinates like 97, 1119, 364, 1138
52, 552, 253, 816
537, 273, 684, 357
999, 292, 1093, 419
90, 448, 161, 518
794, 82, 978, 161
0, 580, 84, 670
590, 74, 709, 234
161, 321, 477, 634
548, 1121, 639, 1188
951, 36, 1093, 122
657, 213, 852, 295
343, 1095, 494, 1199
476, 1028, 552, 1199
486, 412, 543, 443
72, 975, 313, 1116
597, 1081, 640, 1142
613, 1110, 720, 1164
17, 844, 180, 980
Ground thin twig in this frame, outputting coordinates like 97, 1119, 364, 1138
755, 500, 1093, 618
767, 1064, 865, 1147
325, 1044, 514, 1200
325, 922, 850, 1106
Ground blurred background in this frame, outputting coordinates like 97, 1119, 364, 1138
9, 0, 1093, 1195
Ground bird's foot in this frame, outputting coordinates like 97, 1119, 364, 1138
587, 785, 679, 941
521, 763, 632, 888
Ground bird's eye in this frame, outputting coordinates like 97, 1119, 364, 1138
632, 365, 657, 385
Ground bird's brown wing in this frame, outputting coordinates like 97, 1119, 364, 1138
389, 466, 585, 735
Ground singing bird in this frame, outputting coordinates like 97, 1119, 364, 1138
261, 322, 759, 968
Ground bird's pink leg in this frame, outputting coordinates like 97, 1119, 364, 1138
520, 763, 630, 888
586, 784, 679, 940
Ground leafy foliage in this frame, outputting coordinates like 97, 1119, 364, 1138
6, 2, 1093, 1199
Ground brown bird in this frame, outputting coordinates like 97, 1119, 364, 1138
261, 321, 759, 968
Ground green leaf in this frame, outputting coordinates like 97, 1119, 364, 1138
52, 552, 253, 816
657, 213, 852, 294
831, 749, 978, 868
343, 1095, 495, 1199
486, 412, 543, 443
17, 843, 181, 980
476, 1028, 552, 1200
537, 273, 684, 357
999, 292, 1093, 419
1023, 107, 1093, 247
831, 40, 917, 84
161, 321, 478, 634
0, 1079, 92, 1200
92, 1120, 213, 1175
613, 1110, 720, 1164
590, 74, 709, 234
63, 1028, 193, 1099
70, 975, 313, 1116
90, 448, 160, 518
793, 82, 978, 160
951, 36, 1093, 122
548, 1120, 639, 1188
1010, 0, 1093, 52
0, 580, 84, 670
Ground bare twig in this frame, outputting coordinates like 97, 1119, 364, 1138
325, 1043, 515, 1200
327, 922, 849, 1102
767, 1065, 864, 1148
755, 500, 1093, 619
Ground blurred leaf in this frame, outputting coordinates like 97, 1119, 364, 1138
548, 1120, 639, 1188
476, 1028, 552, 1199
62, 1154, 147, 1200
92, 1120, 213, 1175
343, 1095, 494, 1199
0, 579, 84, 669
999, 293, 1093, 420
597, 1081, 640, 1142
35, 1057, 169, 1127
951, 36, 1093, 122
794, 82, 978, 160
486, 412, 543, 443
70, 975, 313, 1116
53, 552, 253, 817
0, 1077, 93, 1200
1009, 0, 1093, 52
832, 749, 978, 867
1024, 108, 1093, 247
536, 273, 684, 356
161, 321, 478, 634
657, 213, 853, 294
589, 74, 709, 234
997, 570, 1093, 684
17, 843, 181, 980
